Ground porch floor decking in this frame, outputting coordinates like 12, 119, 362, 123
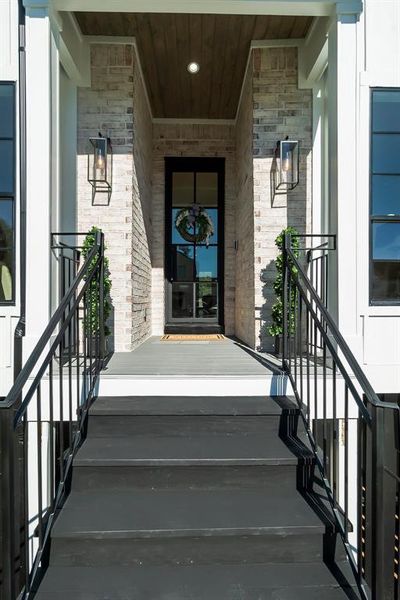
102, 337, 281, 378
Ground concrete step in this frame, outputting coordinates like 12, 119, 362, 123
72, 428, 313, 491
50, 486, 331, 566
35, 562, 359, 599
87, 395, 299, 437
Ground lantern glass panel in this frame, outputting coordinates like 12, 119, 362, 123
280, 140, 299, 187
90, 137, 107, 184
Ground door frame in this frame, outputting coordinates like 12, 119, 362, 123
164, 156, 225, 333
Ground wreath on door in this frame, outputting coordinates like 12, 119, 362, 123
175, 204, 214, 246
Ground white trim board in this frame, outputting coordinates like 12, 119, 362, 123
50, 1, 341, 17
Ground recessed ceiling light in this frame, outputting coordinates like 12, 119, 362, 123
187, 62, 200, 74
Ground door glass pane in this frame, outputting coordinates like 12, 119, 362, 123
0, 85, 14, 138
172, 172, 194, 207
172, 208, 195, 244
172, 282, 194, 318
0, 140, 14, 193
195, 246, 218, 280
373, 91, 400, 133
372, 175, 400, 215
372, 134, 400, 174
372, 222, 400, 259
197, 172, 218, 206
195, 208, 218, 244
172, 245, 194, 281
196, 282, 218, 319
371, 262, 400, 302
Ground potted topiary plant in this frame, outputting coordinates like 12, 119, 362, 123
81, 226, 112, 356
268, 226, 299, 355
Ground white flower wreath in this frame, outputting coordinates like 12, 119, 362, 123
175, 205, 214, 246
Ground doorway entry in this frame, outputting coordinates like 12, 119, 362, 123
165, 157, 225, 334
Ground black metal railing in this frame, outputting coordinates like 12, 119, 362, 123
0, 230, 105, 599
282, 232, 400, 600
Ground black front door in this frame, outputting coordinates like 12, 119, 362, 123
165, 157, 224, 333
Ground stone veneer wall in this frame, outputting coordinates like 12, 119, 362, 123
77, 44, 153, 351
131, 53, 153, 347
235, 62, 255, 348
252, 47, 312, 351
152, 123, 236, 336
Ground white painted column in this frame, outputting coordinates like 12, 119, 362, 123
24, 7, 59, 358
327, 12, 361, 357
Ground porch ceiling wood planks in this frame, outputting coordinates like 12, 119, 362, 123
74, 12, 313, 119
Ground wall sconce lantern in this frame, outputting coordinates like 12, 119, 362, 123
274, 137, 299, 192
88, 133, 112, 205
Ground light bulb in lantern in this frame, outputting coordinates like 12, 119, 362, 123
95, 147, 105, 175
281, 149, 291, 173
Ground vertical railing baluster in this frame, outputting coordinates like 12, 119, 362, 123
344, 384, 349, 538
305, 307, 311, 428
332, 362, 337, 505
282, 235, 288, 370
36, 384, 43, 551
49, 361, 54, 512
322, 341, 327, 472
59, 341, 64, 484
68, 315, 73, 449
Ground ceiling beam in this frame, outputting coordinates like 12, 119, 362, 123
35, 0, 361, 18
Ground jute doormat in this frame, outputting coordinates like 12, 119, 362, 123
160, 334, 225, 341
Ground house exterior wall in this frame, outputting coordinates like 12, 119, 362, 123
152, 122, 236, 337
77, 43, 152, 352
340, 0, 400, 392
0, 0, 19, 397
235, 64, 255, 348
234, 46, 312, 351
253, 47, 312, 351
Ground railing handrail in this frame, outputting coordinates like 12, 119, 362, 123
2, 231, 102, 410
284, 233, 385, 413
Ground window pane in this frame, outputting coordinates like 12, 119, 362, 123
0, 199, 13, 238
0, 200, 13, 302
172, 245, 194, 281
172, 208, 195, 244
372, 134, 400, 174
195, 246, 218, 280
196, 282, 218, 319
371, 262, 400, 302
172, 282, 193, 318
372, 175, 400, 215
0, 85, 14, 138
196, 208, 218, 244
0, 140, 14, 192
172, 172, 194, 207
196, 172, 218, 206
373, 91, 400, 133
372, 222, 400, 260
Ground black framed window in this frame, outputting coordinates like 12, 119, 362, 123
0, 83, 15, 304
370, 89, 400, 304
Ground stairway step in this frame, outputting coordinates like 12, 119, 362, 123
35, 563, 358, 599
75, 432, 304, 466
50, 487, 328, 566
91, 395, 297, 416
72, 431, 311, 490
88, 395, 300, 436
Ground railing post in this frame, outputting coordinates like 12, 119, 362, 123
282, 233, 290, 370
98, 231, 105, 365
0, 408, 18, 599
370, 403, 397, 599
